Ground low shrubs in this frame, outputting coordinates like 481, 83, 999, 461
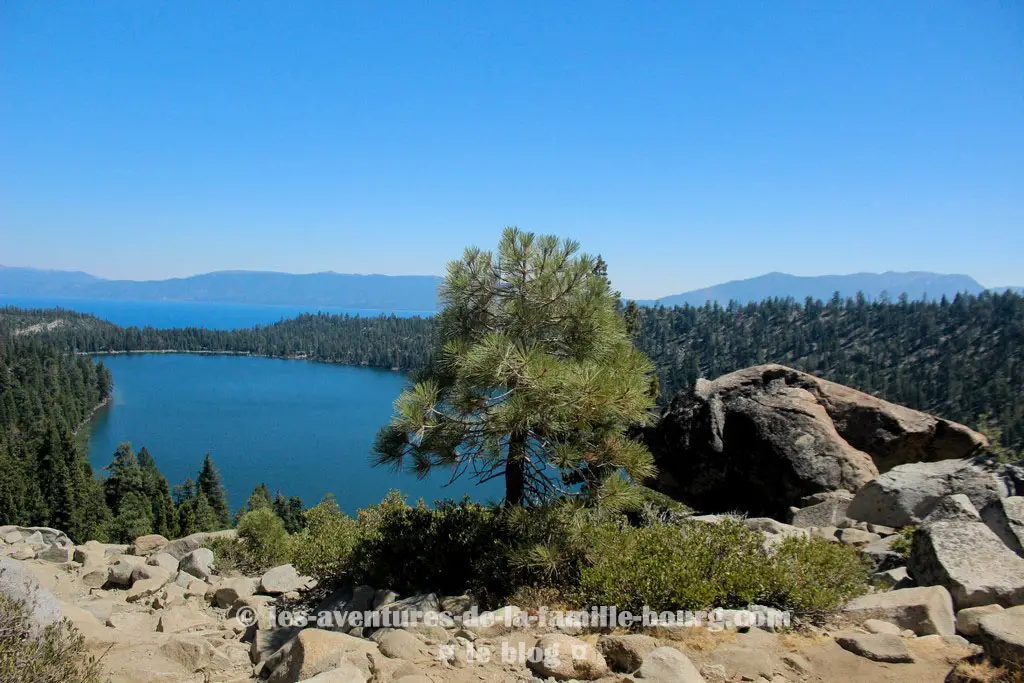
0, 592, 106, 683
767, 535, 870, 615
289, 495, 359, 578
234, 507, 291, 571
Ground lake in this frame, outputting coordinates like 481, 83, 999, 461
1, 296, 433, 330
88, 353, 501, 514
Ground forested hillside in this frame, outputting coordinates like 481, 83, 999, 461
4, 289, 1022, 453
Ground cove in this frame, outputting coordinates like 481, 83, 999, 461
87, 353, 501, 514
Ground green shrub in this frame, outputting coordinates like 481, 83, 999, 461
235, 507, 291, 571
889, 526, 917, 561
203, 536, 246, 575
767, 536, 870, 615
349, 491, 500, 597
578, 518, 773, 613
290, 495, 359, 579
0, 592, 107, 683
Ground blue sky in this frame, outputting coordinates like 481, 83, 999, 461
1, 2, 1022, 298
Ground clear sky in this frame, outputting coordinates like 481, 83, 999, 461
1, 2, 1022, 298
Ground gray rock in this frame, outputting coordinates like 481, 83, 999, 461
861, 535, 904, 573
526, 633, 609, 680
597, 633, 659, 673
837, 528, 881, 546
370, 628, 428, 660
0, 557, 61, 636
130, 534, 169, 555
81, 567, 110, 589
872, 566, 914, 590
107, 557, 137, 586
643, 365, 987, 517
35, 545, 73, 563
214, 577, 257, 608
978, 606, 1024, 669
956, 604, 1004, 637
372, 589, 399, 610
637, 646, 706, 682
259, 564, 302, 595
789, 493, 853, 528
835, 632, 914, 663
908, 520, 1024, 609
147, 552, 180, 573
131, 563, 171, 585
843, 586, 955, 636
921, 494, 981, 524
981, 496, 1024, 557
847, 457, 1014, 527
294, 663, 368, 682
162, 529, 236, 561
179, 547, 215, 580
863, 619, 903, 635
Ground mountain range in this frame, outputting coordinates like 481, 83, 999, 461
1, 265, 1020, 311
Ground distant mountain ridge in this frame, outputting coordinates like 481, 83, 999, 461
2, 265, 1020, 311
0, 266, 441, 311
638, 271, 1003, 308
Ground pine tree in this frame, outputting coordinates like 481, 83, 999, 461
273, 492, 305, 534
374, 228, 658, 506
137, 447, 179, 538
196, 453, 230, 529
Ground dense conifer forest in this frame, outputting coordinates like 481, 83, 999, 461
1, 288, 1021, 531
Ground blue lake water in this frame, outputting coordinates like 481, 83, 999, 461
0, 296, 433, 330
87, 354, 501, 514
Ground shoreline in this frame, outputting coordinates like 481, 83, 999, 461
73, 395, 112, 436
81, 348, 407, 372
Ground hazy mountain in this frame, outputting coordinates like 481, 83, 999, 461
0, 266, 441, 311
638, 271, 989, 308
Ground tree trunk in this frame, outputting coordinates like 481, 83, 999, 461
505, 432, 526, 506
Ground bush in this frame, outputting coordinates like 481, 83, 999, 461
235, 507, 291, 571
290, 495, 359, 579
0, 592, 107, 683
889, 526, 917, 561
579, 518, 773, 613
203, 536, 246, 575
767, 536, 870, 615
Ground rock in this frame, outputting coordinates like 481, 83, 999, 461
843, 586, 955, 635
107, 557, 139, 586
872, 566, 913, 589
643, 365, 987, 517
981, 496, 1024, 557
259, 564, 303, 595
863, 619, 903, 635
462, 605, 524, 636
147, 551, 180, 573
81, 567, 110, 589
35, 544, 73, 563
847, 457, 1014, 527
131, 563, 171, 585
439, 593, 478, 615
370, 628, 429, 660
789, 493, 853, 528
372, 589, 399, 610
956, 604, 1004, 637
835, 632, 914, 663
10, 547, 34, 560
106, 611, 158, 631
215, 577, 257, 608
179, 547, 215, 580
157, 605, 219, 633
295, 663, 368, 682
131, 534, 169, 555
978, 606, 1024, 669
837, 528, 881, 546
743, 517, 810, 543
860, 535, 904, 573
229, 594, 276, 628
263, 628, 379, 683
527, 633, 609, 680
597, 633, 659, 673
637, 646, 706, 682
250, 626, 300, 667
908, 520, 1024, 608
162, 529, 237, 560
153, 583, 186, 609
127, 574, 171, 603
922, 494, 981, 524
2, 530, 22, 544
0, 557, 61, 635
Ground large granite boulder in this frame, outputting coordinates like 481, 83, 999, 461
843, 586, 955, 636
978, 606, 1024, 670
643, 365, 987, 516
847, 457, 1023, 527
908, 520, 1024, 609
0, 558, 62, 636
981, 496, 1024, 557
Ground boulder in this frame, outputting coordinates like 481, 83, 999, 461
860, 535, 904, 573
597, 633, 659, 673
263, 628, 379, 683
462, 605, 524, 637
527, 633, 609, 680
837, 528, 881, 547
981, 496, 1024, 557
370, 628, 429, 660
250, 626, 300, 668
81, 567, 110, 589
847, 457, 1018, 527
35, 544, 73, 563
147, 552, 180, 573
131, 563, 171, 585
179, 547, 215, 580
636, 646, 706, 682
956, 604, 1004, 637
294, 663, 368, 682
214, 577, 257, 608
107, 558, 137, 586
843, 586, 955, 636
978, 606, 1024, 669
157, 605, 219, 633
372, 589, 399, 610
922, 494, 981, 524
643, 365, 987, 516
106, 611, 158, 631
863, 619, 903, 635
871, 566, 913, 590
259, 564, 303, 595
835, 633, 914, 663
131, 534, 169, 555
0, 557, 61, 635
789, 492, 853, 528
127, 574, 171, 603
908, 520, 1024, 608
